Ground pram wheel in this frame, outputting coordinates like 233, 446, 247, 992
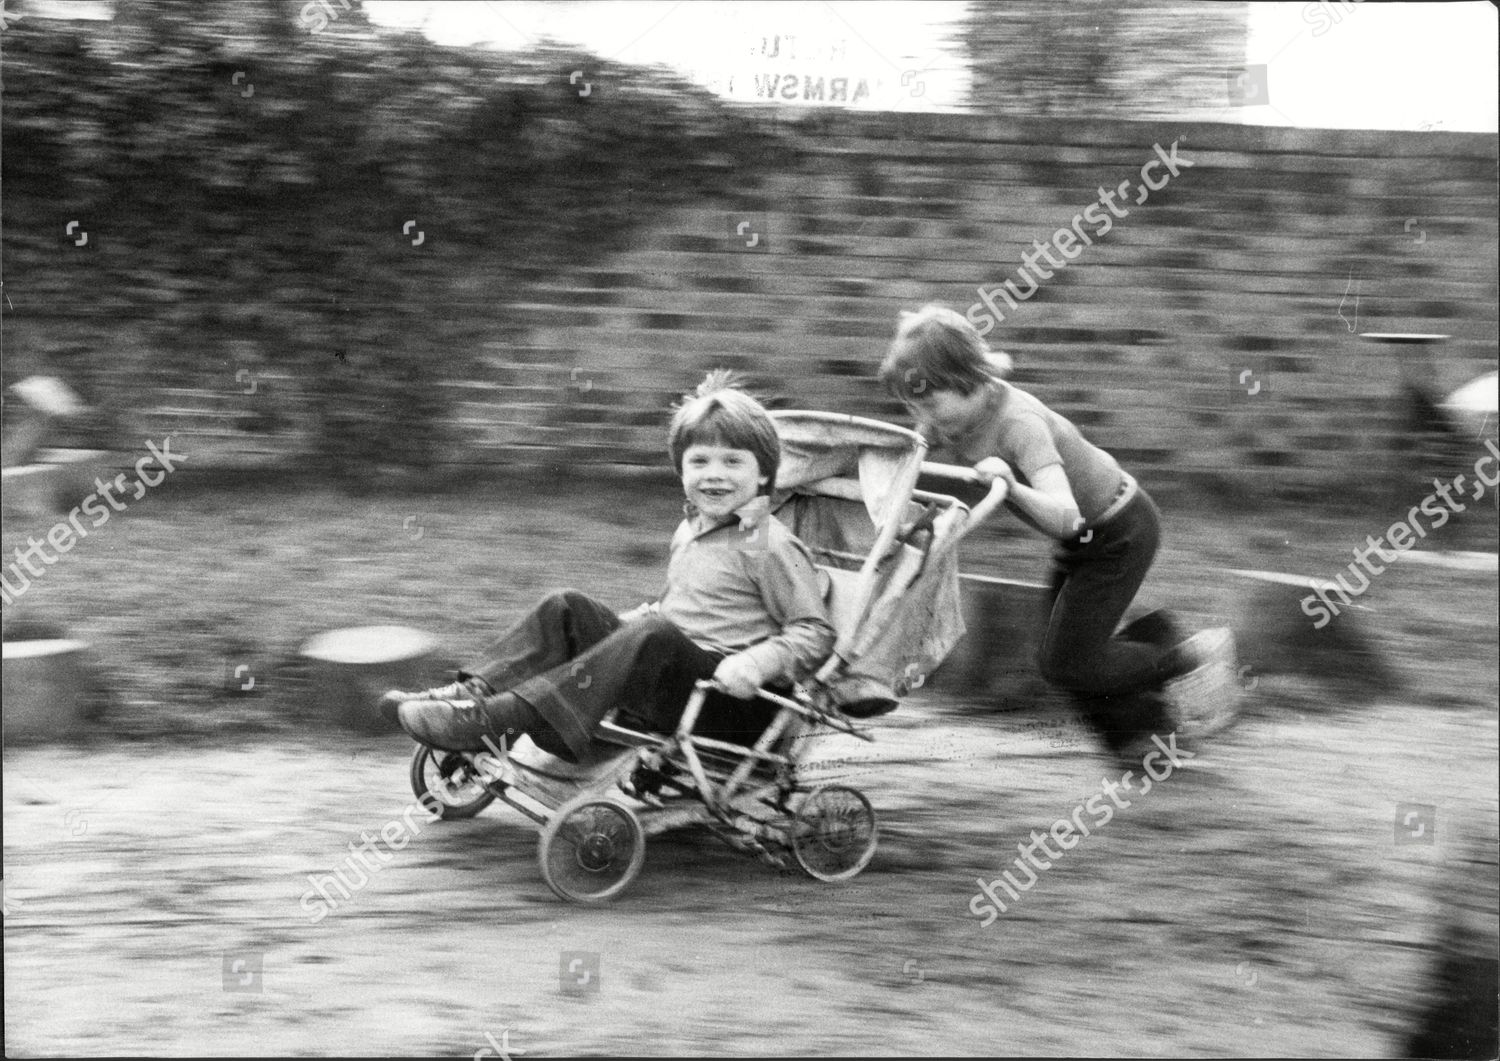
409, 745, 498, 820
791, 785, 878, 881
539, 795, 647, 903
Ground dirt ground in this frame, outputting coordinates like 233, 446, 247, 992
4, 693, 1495, 1057
3, 478, 1497, 1056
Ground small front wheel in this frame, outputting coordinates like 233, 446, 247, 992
539, 796, 646, 903
410, 745, 498, 820
791, 785, 878, 881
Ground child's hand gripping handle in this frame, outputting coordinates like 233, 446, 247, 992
919, 459, 1011, 530
696, 679, 875, 742
617, 600, 659, 623
712, 652, 764, 700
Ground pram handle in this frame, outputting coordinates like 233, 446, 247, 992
695, 679, 874, 742
919, 461, 1010, 534
919, 460, 988, 487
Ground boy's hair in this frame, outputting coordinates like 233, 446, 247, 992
878, 303, 1013, 401
667, 369, 780, 492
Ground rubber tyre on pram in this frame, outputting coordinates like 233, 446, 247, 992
538, 793, 647, 903
791, 785, 879, 881
409, 745, 498, 820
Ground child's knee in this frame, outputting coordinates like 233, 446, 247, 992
631, 614, 683, 649
593, 613, 673, 655
541, 588, 588, 612
1037, 645, 1105, 693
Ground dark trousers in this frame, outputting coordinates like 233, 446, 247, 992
462, 589, 780, 761
1036, 489, 1187, 752
1037, 488, 1173, 696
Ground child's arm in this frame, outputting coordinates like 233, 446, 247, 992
715, 533, 836, 699
975, 458, 1083, 541
619, 524, 685, 623
713, 653, 765, 699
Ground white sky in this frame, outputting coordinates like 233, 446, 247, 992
118, 0, 1473, 130
22, 0, 1500, 127
1237, 0, 1498, 131
364, 0, 1499, 129
365, 0, 974, 111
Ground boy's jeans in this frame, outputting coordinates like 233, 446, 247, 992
1037, 490, 1181, 752
461, 589, 780, 761
1038, 489, 1174, 696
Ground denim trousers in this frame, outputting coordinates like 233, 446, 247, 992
1037, 488, 1175, 696
462, 589, 780, 761
1033, 489, 1183, 751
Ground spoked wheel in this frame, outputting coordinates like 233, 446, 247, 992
538, 796, 646, 903
409, 745, 498, 820
791, 785, 878, 881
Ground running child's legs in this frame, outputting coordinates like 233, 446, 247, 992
1036, 491, 1173, 696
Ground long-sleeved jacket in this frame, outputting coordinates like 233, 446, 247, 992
657, 494, 836, 684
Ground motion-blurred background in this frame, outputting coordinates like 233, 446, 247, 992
4, 0, 1494, 497
2, 3, 1496, 1057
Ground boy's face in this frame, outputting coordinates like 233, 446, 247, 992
902, 385, 988, 444
681, 443, 767, 521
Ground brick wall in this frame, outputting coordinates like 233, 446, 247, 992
79, 112, 1493, 503
473, 113, 1497, 504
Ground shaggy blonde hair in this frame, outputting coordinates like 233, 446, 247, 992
666, 370, 780, 493
878, 303, 1013, 400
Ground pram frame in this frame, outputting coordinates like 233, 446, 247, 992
404, 412, 1010, 903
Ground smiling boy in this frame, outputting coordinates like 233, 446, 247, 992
385, 372, 835, 760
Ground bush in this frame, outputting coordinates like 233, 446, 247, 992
2, 0, 772, 475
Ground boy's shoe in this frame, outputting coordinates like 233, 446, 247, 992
831, 675, 902, 717
838, 698, 899, 719
1120, 608, 1188, 649
1162, 628, 1241, 740
378, 677, 494, 725
396, 697, 505, 753
1161, 630, 1213, 682
1073, 688, 1175, 762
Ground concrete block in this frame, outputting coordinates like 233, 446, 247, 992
0, 450, 116, 520
2, 415, 55, 470
1227, 568, 1400, 698
37, 448, 116, 504
1442, 370, 1497, 439
2, 376, 85, 468
2, 638, 95, 742
1, 465, 69, 519
299, 626, 443, 733
930, 574, 1051, 702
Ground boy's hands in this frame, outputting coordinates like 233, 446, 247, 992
713, 652, 764, 700
973, 457, 1015, 487
617, 601, 657, 623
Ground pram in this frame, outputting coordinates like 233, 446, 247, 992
404, 411, 1010, 902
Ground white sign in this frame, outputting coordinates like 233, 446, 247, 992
366, 0, 971, 112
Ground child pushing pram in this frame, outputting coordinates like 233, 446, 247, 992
379, 370, 1009, 901
876, 304, 1241, 759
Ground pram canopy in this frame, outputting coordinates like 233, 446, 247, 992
768, 411, 987, 705
411, 412, 1010, 903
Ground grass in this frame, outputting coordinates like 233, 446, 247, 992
2, 470, 1495, 741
